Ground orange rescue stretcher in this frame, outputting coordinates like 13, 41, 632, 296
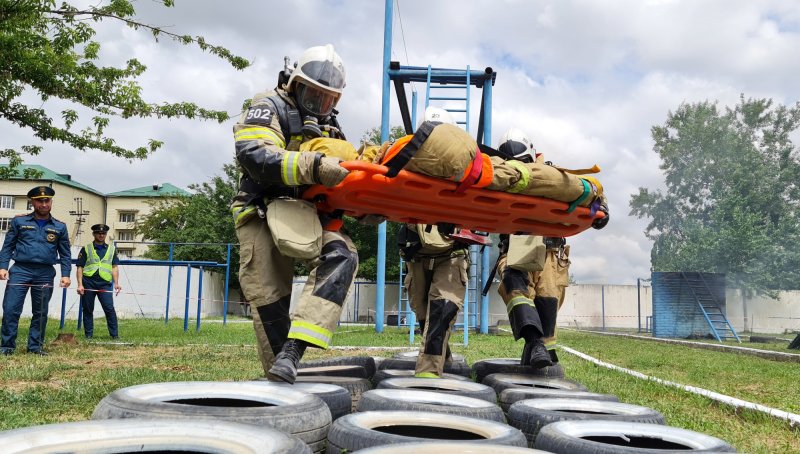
304, 161, 605, 237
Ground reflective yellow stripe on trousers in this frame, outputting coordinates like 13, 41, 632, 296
507, 295, 536, 313
288, 320, 332, 349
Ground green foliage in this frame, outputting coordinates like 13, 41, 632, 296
345, 217, 402, 281
630, 96, 800, 295
0, 0, 249, 175
360, 125, 407, 145
136, 163, 239, 285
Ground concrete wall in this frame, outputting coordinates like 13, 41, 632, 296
4, 264, 798, 335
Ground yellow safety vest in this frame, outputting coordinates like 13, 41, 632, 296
83, 243, 115, 282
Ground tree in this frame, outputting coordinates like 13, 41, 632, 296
0, 0, 248, 178
345, 217, 402, 281
136, 163, 239, 284
630, 96, 800, 295
360, 125, 407, 145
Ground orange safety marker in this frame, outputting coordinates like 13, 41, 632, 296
304, 161, 605, 237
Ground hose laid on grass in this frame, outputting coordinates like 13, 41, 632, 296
560, 345, 800, 427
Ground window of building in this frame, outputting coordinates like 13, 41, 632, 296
0, 196, 15, 209
119, 212, 136, 223
0, 218, 11, 231
117, 230, 135, 242
26, 201, 33, 211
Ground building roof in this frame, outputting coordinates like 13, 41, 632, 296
106, 183, 190, 198
0, 164, 104, 196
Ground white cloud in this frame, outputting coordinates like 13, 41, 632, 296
4, 0, 800, 284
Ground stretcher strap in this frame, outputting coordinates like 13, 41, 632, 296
384, 121, 436, 177
566, 179, 592, 213
455, 149, 485, 194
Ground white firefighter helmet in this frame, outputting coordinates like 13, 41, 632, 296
499, 127, 536, 163
287, 44, 346, 118
422, 106, 456, 125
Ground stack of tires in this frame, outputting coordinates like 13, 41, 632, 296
470, 357, 738, 453
324, 351, 530, 452
0, 351, 740, 453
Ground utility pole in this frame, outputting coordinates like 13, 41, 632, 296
69, 197, 90, 244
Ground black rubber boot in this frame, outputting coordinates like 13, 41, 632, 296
267, 339, 307, 384
522, 338, 553, 369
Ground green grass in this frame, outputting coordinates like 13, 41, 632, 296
0, 319, 797, 453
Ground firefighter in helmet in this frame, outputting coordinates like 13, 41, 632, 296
496, 127, 609, 369
231, 44, 358, 383
400, 107, 469, 378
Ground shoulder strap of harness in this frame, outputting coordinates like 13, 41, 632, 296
383, 121, 438, 177
266, 93, 303, 139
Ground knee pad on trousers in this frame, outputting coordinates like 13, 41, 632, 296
312, 240, 358, 305
501, 267, 531, 294
256, 296, 291, 356
534, 296, 559, 339
423, 299, 459, 356
509, 303, 543, 341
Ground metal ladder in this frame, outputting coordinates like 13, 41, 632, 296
423, 66, 480, 338
681, 272, 741, 342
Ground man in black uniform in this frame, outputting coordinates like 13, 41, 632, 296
76, 224, 121, 340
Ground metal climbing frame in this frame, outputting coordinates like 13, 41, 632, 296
376, 0, 496, 337
377, 62, 497, 345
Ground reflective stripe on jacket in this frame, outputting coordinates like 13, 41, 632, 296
83, 243, 115, 282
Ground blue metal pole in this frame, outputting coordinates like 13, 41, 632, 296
60, 287, 67, 329
412, 91, 418, 128
409, 307, 416, 345
165, 243, 174, 324
463, 286, 469, 347
223, 243, 231, 325
375, 0, 393, 334
184, 264, 191, 332
480, 79, 494, 334
196, 266, 203, 332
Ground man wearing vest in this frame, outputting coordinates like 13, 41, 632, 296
230, 44, 358, 384
76, 224, 121, 340
0, 186, 72, 356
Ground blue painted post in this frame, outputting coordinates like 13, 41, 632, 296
223, 243, 231, 325
165, 243, 174, 324
196, 266, 203, 332
480, 78, 493, 335
77, 290, 83, 330
184, 264, 191, 332
59, 287, 67, 329
409, 308, 416, 345
463, 289, 469, 347
375, 0, 393, 334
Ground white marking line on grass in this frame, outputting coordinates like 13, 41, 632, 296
560, 345, 800, 427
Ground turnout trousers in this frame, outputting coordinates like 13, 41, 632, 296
235, 212, 358, 375
1, 263, 56, 353
80, 278, 118, 338
498, 246, 571, 355
407, 253, 468, 377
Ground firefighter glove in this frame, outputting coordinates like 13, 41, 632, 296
317, 156, 349, 187
592, 199, 609, 230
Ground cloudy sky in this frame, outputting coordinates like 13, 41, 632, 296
5, 0, 800, 285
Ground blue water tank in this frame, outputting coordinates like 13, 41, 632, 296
652, 272, 726, 339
